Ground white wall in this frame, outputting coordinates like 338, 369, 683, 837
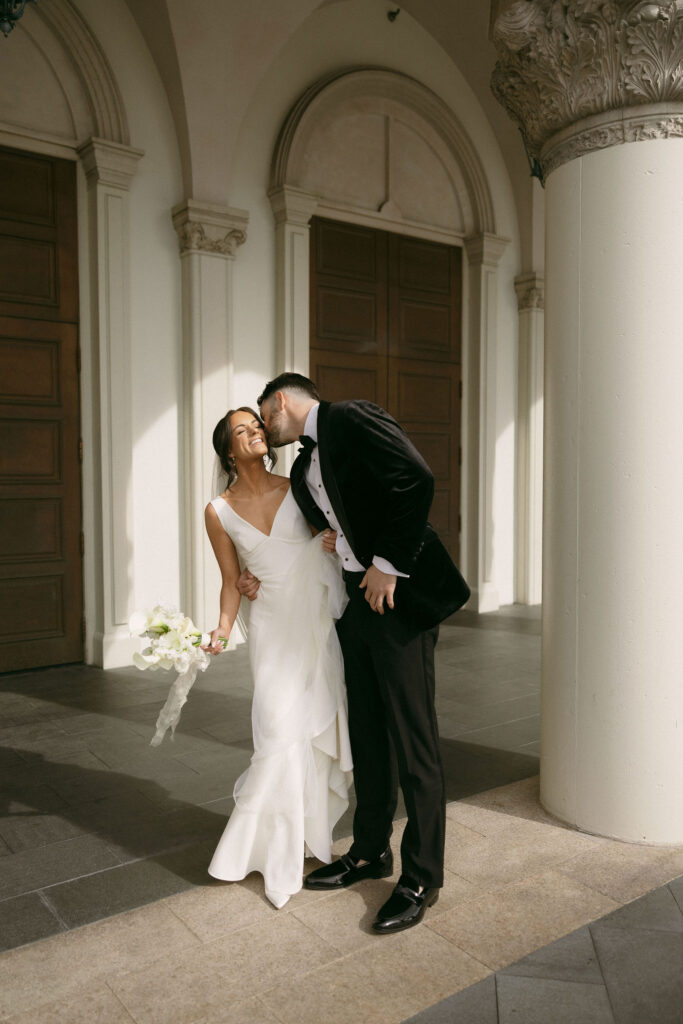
75, 0, 185, 645
227, 0, 520, 604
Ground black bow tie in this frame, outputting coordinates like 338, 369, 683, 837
298, 434, 317, 456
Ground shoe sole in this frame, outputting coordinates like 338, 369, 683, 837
371, 890, 439, 933
304, 863, 394, 891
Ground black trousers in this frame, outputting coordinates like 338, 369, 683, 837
336, 573, 446, 888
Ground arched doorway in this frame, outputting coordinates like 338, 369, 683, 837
269, 68, 508, 606
0, 0, 142, 669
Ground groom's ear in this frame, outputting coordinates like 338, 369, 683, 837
274, 390, 286, 410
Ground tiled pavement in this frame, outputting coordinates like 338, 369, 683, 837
0, 606, 681, 1023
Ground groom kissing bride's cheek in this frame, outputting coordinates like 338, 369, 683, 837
237, 373, 469, 933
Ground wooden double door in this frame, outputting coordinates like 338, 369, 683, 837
0, 147, 82, 672
310, 217, 462, 559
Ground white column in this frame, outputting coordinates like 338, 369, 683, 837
463, 232, 509, 612
268, 185, 318, 375
491, 0, 683, 844
172, 200, 248, 629
541, 138, 683, 843
78, 137, 143, 668
268, 185, 318, 475
515, 272, 544, 606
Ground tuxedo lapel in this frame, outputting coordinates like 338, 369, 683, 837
316, 401, 357, 556
290, 446, 329, 532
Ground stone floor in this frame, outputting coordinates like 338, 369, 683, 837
0, 606, 681, 1023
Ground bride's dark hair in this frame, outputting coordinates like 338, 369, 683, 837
212, 406, 278, 489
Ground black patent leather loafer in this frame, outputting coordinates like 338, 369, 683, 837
304, 847, 393, 890
371, 881, 439, 932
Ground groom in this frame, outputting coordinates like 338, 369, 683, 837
246, 373, 469, 932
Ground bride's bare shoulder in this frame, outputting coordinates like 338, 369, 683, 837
271, 474, 291, 494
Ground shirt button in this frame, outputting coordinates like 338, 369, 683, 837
318, 484, 321, 488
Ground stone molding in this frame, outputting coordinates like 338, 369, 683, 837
171, 200, 248, 258
465, 232, 510, 267
268, 185, 319, 227
541, 102, 683, 175
77, 138, 144, 190
515, 271, 545, 311
36, 0, 130, 145
490, 1, 683, 177
271, 65, 496, 235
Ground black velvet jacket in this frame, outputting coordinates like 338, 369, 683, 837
290, 400, 470, 630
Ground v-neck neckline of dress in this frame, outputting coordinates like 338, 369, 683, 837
219, 485, 291, 539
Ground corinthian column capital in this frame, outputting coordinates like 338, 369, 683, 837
490, 1, 683, 178
171, 200, 248, 258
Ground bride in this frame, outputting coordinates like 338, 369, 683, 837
203, 405, 352, 908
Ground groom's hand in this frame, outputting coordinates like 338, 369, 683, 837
360, 565, 396, 615
236, 568, 260, 601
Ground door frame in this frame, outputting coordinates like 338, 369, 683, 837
0, 0, 143, 666
268, 68, 509, 611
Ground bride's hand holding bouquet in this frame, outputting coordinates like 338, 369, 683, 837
130, 604, 228, 745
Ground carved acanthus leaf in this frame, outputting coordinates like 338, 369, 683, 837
491, 1, 683, 177
171, 200, 249, 259
176, 222, 246, 257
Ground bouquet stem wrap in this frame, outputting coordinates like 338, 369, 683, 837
149, 663, 200, 746
129, 604, 230, 746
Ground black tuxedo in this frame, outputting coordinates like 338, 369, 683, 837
290, 399, 470, 889
290, 400, 470, 630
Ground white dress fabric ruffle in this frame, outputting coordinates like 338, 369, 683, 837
207, 488, 353, 908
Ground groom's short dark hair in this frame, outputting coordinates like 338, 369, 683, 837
257, 373, 320, 406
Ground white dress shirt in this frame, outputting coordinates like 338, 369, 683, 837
303, 404, 408, 578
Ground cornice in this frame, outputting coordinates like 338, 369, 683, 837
490, 1, 683, 178
171, 200, 248, 258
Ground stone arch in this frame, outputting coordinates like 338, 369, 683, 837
34, 0, 130, 145
269, 67, 507, 610
0, 0, 144, 665
270, 66, 496, 238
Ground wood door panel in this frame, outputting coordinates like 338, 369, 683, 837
389, 359, 461, 558
392, 365, 455, 425
310, 350, 388, 407
405, 431, 451, 480
0, 498, 62, 562
0, 418, 61, 481
397, 236, 452, 294
0, 335, 60, 404
429, 489, 450, 535
0, 151, 55, 224
0, 574, 64, 641
310, 217, 462, 561
0, 147, 78, 323
0, 237, 57, 307
398, 299, 452, 359
0, 148, 81, 671
313, 219, 379, 282
316, 285, 379, 351
0, 312, 81, 669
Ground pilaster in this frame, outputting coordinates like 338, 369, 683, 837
514, 272, 544, 605
77, 136, 143, 667
268, 186, 319, 376
463, 232, 509, 612
171, 199, 248, 629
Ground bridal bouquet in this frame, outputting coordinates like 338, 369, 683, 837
130, 605, 227, 746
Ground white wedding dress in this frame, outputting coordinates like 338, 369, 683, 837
207, 488, 353, 908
